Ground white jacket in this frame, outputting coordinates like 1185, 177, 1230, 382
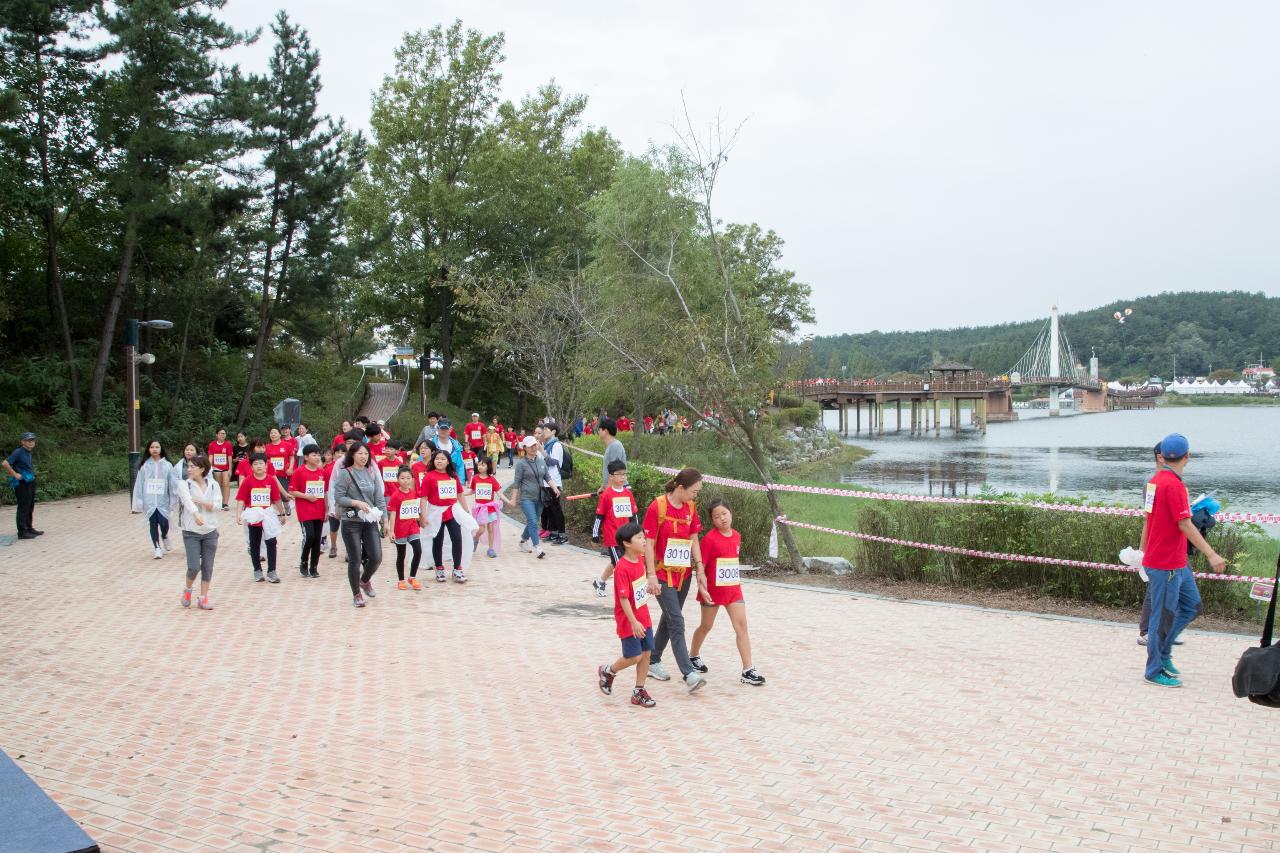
176, 474, 220, 535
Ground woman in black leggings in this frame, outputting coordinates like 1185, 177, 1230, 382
333, 443, 387, 608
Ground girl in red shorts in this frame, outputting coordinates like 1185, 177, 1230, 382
688, 499, 765, 686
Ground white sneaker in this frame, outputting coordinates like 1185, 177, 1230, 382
648, 661, 671, 681
518, 540, 533, 553
153, 546, 164, 559
534, 546, 546, 560
684, 671, 707, 693
162, 537, 174, 552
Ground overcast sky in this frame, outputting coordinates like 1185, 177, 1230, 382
221, 1, 1280, 336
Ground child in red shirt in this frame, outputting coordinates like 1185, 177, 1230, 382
377, 443, 402, 498
591, 459, 637, 597
468, 457, 510, 559
597, 522, 656, 708
503, 428, 517, 467
234, 453, 284, 582
688, 499, 765, 686
421, 449, 469, 583
460, 447, 477, 481
386, 467, 424, 590
208, 427, 233, 509
287, 445, 328, 578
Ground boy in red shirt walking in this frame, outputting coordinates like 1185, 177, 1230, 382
1141, 433, 1226, 688
591, 459, 637, 597
597, 523, 657, 708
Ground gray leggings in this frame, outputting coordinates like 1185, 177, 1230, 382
652, 572, 694, 677
183, 530, 219, 583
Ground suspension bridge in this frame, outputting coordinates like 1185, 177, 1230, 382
791, 306, 1148, 435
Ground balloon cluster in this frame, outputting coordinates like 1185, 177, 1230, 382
1113, 307, 1133, 324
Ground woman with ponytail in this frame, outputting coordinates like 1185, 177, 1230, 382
641, 467, 708, 692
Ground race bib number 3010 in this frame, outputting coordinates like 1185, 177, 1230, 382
663, 538, 692, 568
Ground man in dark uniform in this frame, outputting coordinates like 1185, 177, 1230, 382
3, 431, 41, 539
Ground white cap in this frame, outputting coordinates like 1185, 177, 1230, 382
520, 436, 537, 448
472, 412, 480, 417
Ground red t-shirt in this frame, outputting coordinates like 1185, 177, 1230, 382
644, 416, 653, 432
465, 421, 485, 449
331, 433, 347, 450
1144, 468, 1191, 570
700, 528, 744, 605
613, 556, 653, 638
596, 486, 638, 549
376, 455, 402, 496
421, 469, 462, 522
411, 460, 430, 493
236, 473, 280, 526
461, 449, 477, 476
234, 456, 259, 479
642, 496, 702, 583
367, 439, 387, 459
387, 489, 423, 539
503, 429, 517, 448
282, 437, 298, 460
289, 465, 328, 521
617, 417, 631, 432
207, 440, 232, 472
264, 442, 292, 476
470, 474, 501, 504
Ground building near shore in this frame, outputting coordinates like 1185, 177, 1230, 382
1166, 378, 1258, 395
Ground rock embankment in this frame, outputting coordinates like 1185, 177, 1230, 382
772, 424, 844, 469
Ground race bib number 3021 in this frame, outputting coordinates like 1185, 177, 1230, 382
715, 559, 741, 587
436, 480, 458, 500
663, 538, 692, 568
1144, 483, 1157, 514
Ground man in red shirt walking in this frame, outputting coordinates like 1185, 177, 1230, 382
1141, 433, 1226, 688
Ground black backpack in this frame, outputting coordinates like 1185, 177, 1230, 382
1232, 553, 1280, 707
547, 437, 574, 478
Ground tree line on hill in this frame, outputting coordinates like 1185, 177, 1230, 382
0, 4, 810, 454
805, 291, 1280, 382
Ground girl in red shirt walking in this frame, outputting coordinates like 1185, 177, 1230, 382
688, 499, 765, 685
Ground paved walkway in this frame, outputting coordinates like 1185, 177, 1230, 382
1, 478, 1279, 852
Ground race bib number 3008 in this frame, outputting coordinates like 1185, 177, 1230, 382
715, 559, 741, 587
663, 538, 692, 568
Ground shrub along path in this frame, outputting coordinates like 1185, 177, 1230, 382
0, 485, 1278, 851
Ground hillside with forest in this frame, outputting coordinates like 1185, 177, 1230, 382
806, 291, 1280, 381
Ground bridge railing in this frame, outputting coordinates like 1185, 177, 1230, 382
788, 378, 1010, 396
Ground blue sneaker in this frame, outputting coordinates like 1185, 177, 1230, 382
1145, 672, 1181, 688
1161, 658, 1180, 677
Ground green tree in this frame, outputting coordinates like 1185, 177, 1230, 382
86, 0, 245, 419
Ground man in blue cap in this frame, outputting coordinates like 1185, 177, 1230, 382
1141, 432, 1225, 687
2, 432, 41, 539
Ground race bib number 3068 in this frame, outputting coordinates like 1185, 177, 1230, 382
663, 538, 692, 568
474, 483, 493, 501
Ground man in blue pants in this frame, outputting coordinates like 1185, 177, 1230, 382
1141, 433, 1226, 687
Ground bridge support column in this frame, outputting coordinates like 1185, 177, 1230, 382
878, 402, 884, 435
895, 400, 902, 432
977, 397, 987, 433
952, 398, 960, 431
855, 401, 860, 434
1049, 386, 1060, 417
934, 399, 940, 435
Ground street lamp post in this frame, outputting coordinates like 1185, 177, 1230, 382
126, 318, 173, 489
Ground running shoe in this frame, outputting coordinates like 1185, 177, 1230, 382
648, 661, 672, 681
284, 503, 292, 517
181, 588, 192, 608
360, 580, 376, 598
598, 664, 615, 695
397, 580, 408, 590
409, 578, 422, 590
684, 671, 707, 693
266, 570, 280, 584
631, 687, 656, 708
254, 569, 264, 582
1161, 658, 1181, 677
486, 548, 497, 558
534, 546, 546, 560
320, 536, 327, 549
689, 656, 709, 673
328, 544, 337, 559
153, 546, 164, 559
309, 569, 319, 578
518, 540, 533, 553
435, 568, 447, 583
453, 568, 467, 583
1145, 672, 1181, 688
593, 579, 607, 598
300, 565, 309, 578
353, 594, 366, 608
198, 596, 213, 610
1173, 637, 1185, 646
162, 538, 174, 552
539, 529, 551, 540
1137, 635, 1147, 646
740, 668, 766, 686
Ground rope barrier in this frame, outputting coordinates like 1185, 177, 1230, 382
571, 444, 1276, 584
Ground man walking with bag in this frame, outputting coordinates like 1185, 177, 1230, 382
1142, 433, 1226, 688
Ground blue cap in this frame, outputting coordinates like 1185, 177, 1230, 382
1159, 433, 1189, 459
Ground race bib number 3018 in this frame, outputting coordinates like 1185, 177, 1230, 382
399, 502, 421, 520
663, 538, 692, 568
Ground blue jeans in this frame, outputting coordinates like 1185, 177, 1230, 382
1144, 565, 1202, 679
519, 498, 541, 545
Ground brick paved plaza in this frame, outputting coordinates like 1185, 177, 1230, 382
2, 484, 1279, 852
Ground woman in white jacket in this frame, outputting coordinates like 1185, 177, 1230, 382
176, 454, 220, 610
131, 440, 175, 559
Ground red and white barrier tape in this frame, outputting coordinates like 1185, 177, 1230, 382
572, 447, 1280, 525
775, 516, 1273, 584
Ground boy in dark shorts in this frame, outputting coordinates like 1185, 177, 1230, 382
597, 522, 657, 707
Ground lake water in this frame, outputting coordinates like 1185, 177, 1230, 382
819, 405, 1280, 515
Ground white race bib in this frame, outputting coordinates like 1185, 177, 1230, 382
632, 576, 648, 607
212, 454, 227, 467
474, 482, 493, 501
436, 479, 458, 500
464, 457, 475, 470
250, 487, 271, 507
145, 478, 165, 496
382, 466, 398, 482
663, 538, 692, 568
399, 501, 421, 520
1144, 483, 1157, 514
611, 496, 634, 519
715, 559, 741, 587
271, 456, 284, 471
304, 480, 324, 498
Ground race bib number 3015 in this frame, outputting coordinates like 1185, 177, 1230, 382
663, 538, 692, 568
304, 480, 324, 497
